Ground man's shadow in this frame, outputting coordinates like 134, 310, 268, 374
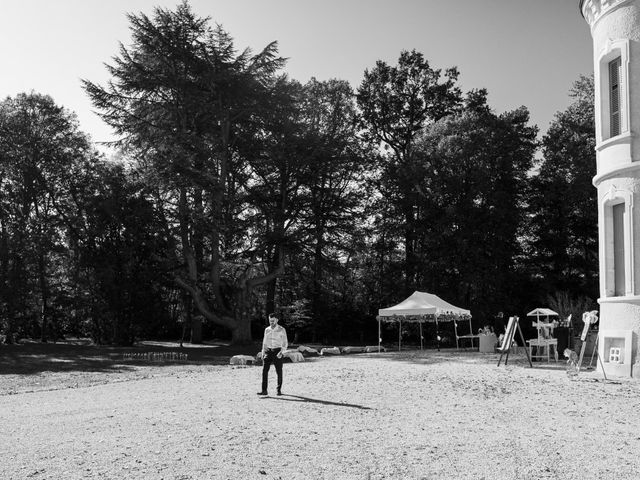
263, 394, 372, 410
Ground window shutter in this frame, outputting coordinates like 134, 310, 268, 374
613, 202, 625, 296
609, 56, 622, 137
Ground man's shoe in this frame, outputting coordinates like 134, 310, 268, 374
257, 391, 268, 396
277, 390, 282, 396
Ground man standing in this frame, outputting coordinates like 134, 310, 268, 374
257, 313, 288, 396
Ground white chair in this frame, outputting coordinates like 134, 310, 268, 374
454, 318, 479, 349
527, 320, 559, 362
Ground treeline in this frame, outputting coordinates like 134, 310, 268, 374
0, 3, 597, 345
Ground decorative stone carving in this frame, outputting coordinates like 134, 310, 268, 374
581, 0, 633, 27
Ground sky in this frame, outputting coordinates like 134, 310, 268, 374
0, 0, 593, 154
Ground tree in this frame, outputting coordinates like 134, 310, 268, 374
0, 92, 97, 341
357, 50, 462, 294
83, 2, 287, 343
411, 106, 538, 322
239, 76, 373, 341
77, 163, 171, 345
298, 78, 373, 334
237, 76, 308, 319
528, 75, 597, 303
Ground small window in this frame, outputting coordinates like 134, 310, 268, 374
609, 57, 622, 138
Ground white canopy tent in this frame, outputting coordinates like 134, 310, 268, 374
527, 308, 559, 319
377, 291, 472, 351
526, 308, 560, 331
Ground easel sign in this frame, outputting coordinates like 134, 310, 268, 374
581, 315, 592, 342
497, 316, 533, 367
499, 316, 517, 351
576, 310, 606, 379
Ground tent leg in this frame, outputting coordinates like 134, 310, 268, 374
469, 317, 475, 349
398, 319, 402, 352
436, 315, 440, 351
419, 322, 423, 350
455, 323, 459, 349
378, 318, 381, 353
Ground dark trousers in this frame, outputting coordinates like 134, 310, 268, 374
262, 348, 283, 392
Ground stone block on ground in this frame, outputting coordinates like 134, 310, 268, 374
282, 350, 305, 363
297, 345, 320, 356
320, 347, 341, 356
229, 355, 257, 366
365, 345, 386, 353
341, 346, 366, 354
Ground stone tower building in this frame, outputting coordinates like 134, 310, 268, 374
580, 0, 640, 376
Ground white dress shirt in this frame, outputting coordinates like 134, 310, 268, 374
262, 324, 288, 352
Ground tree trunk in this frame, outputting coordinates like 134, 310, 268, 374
0, 221, 12, 342
231, 316, 252, 345
310, 216, 325, 343
266, 279, 276, 316
190, 316, 203, 344
404, 203, 416, 295
180, 294, 191, 347
265, 243, 280, 315
38, 250, 48, 343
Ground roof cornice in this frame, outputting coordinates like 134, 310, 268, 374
580, 0, 635, 27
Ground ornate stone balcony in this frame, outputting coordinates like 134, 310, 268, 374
580, 0, 634, 27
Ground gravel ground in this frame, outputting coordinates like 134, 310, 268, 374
1, 346, 640, 480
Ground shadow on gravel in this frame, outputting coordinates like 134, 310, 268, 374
265, 394, 372, 410
0, 339, 261, 375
